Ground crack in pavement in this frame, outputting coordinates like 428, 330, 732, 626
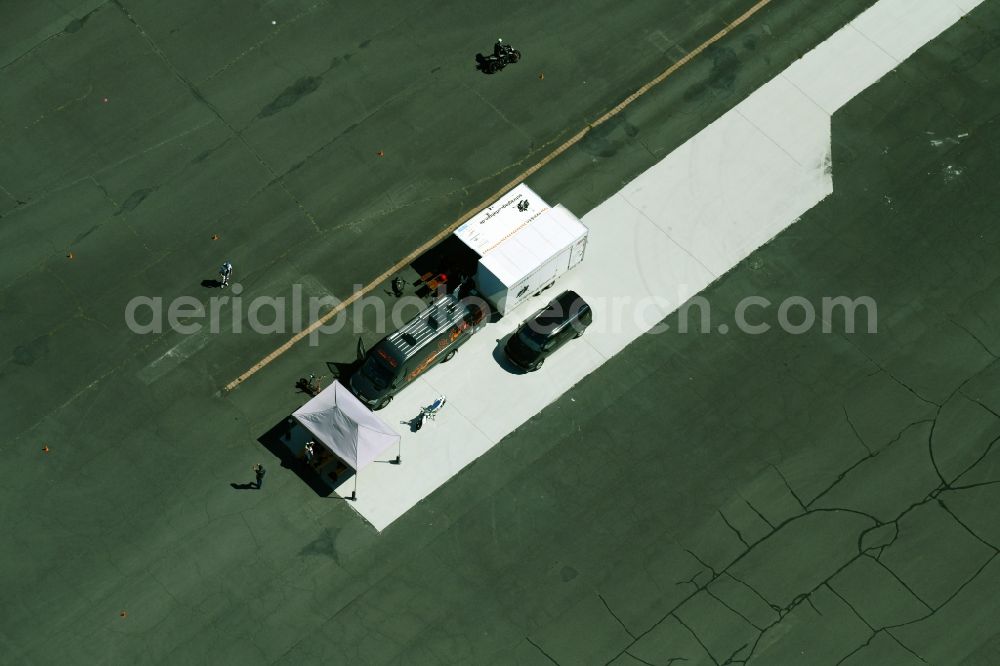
826, 582, 874, 632
718, 509, 751, 549
198, 1, 326, 84
836, 629, 879, 666
0, 1, 114, 71
684, 548, 719, 579
864, 553, 934, 612
612, 467, 999, 665
705, 587, 764, 632
884, 630, 929, 664
936, 497, 1000, 552
672, 612, 720, 666
858, 521, 898, 556
947, 317, 1000, 360
604, 175, 1000, 666
879, 552, 999, 637
843, 404, 874, 456
626, 651, 661, 666
737, 492, 775, 530
526, 636, 561, 665
838, 335, 940, 407
946, 478, 1000, 492
806, 420, 934, 508
723, 572, 781, 614
721, 642, 748, 665
598, 593, 636, 638
960, 391, 1000, 422
111, 0, 320, 232
461, 81, 535, 144
927, 406, 948, 486
22, 83, 94, 131
769, 464, 806, 510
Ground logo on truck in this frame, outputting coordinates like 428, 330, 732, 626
376, 348, 398, 367
405, 321, 472, 383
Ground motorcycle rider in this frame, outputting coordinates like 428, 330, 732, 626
478, 37, 519, 73
494, 37, 518, 59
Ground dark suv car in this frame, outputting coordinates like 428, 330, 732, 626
504, 290, 592, 372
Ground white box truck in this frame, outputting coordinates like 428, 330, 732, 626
454, 183, 588, 316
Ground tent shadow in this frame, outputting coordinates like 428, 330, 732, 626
257, 416, 339, 498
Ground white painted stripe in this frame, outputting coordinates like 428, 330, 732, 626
137, 333, 211, 385
335, 0, 986, 530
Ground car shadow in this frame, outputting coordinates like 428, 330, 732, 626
492, 334, 528, 375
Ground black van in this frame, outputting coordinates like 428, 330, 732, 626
504, 290, 592, 372
349, 292, 487, 409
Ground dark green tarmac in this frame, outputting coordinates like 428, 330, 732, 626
2, 0, 999, 663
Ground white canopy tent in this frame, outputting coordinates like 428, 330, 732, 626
292, 381, 400, 478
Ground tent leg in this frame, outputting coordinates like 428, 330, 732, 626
394, 439, 402, 465
351, 474, 358, 501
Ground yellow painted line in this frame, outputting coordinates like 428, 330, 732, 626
225, 0, 773, 392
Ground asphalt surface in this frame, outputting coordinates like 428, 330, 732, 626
3, 0, 999, 663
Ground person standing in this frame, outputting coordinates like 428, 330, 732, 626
304, 441, 316, 466
391, 277, 405, 297
252, 463, 266, 489
219, 260, 233, 288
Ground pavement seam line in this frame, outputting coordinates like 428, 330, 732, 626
224, 0, 775, 392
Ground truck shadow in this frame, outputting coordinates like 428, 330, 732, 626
327, 359, 361, 381
410, 235, 480, 292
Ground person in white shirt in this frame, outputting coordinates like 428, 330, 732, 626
219, 261, 233, 288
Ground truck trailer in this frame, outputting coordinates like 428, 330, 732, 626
454, 183, 588, 316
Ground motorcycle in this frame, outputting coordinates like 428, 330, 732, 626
476, 41, 521, 74
407, 395, 447, 431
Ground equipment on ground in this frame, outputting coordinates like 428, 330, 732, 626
413, 395, 447, 431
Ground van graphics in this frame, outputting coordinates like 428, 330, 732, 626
405, 321, 471, 383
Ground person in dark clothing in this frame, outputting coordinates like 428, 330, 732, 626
253, 463, 266, 489
391, 277, 405, 297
